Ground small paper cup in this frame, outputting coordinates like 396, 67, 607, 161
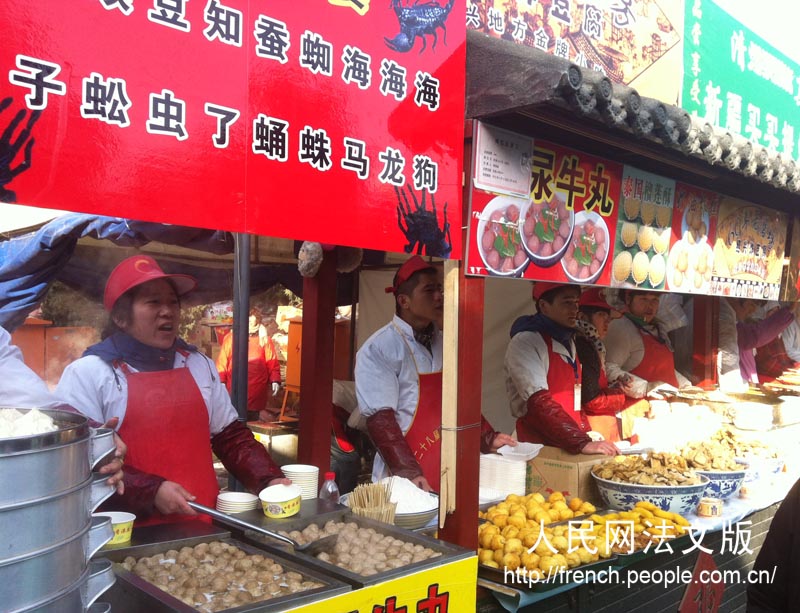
259, 484, 302, 519
93, 511, 136, 544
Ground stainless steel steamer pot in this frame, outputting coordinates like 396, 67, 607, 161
0, 408, 116, 506
0, 408, 117, 611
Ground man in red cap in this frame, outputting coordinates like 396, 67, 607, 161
504, 282, 618, 455
355, 256, 445, 491
56, 255, 290, 524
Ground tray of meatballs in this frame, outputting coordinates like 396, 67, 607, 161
101, 534, 350, 612
243, 514, 474, 589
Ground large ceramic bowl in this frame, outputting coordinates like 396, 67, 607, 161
519, 193, 575, 267
695, 470, 747, 500
591, 473, 709, 515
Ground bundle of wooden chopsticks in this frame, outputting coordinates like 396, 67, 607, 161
348, 481, 396, 524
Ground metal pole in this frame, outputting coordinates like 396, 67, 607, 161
228, 232, 251, 491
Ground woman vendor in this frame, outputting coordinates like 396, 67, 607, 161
504, 282, 618, 456
574, 288, 627, 442
604, 289, 690, 398
56, 255, 289, 524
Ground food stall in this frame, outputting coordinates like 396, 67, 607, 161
455, 13, 800, 610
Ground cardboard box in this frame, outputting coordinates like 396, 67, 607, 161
526, 446, 607, 504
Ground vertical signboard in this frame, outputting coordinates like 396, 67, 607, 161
682, 0, 800, 162
1, 1, 465, 257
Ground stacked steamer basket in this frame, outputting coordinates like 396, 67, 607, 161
216, 491, 259, 513
281, 464, 320, 500
0, 408, 118, 612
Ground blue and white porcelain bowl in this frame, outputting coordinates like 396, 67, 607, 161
592, 473, 709, 515
695, 470, 747, 500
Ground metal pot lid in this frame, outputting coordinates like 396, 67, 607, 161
0, 407, 89, 456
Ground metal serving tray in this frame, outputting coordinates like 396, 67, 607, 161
100, 533, 351, 612
242, 513, 474, 588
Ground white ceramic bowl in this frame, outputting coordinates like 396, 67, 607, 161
475, 195, 529, 277
519, 194, 575, 267
561, 211, 609, 284
592, 473, 709, 515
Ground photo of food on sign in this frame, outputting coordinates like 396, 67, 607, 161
466, 140, 622, 283
611, 168, 675, 290
666, 184, 719, 294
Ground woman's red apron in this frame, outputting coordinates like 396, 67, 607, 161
403, 371, 443, 493
117, 363, 219, 526
585, 367, 621, 442
516, 335, 587, 444
620, 328, 679, 411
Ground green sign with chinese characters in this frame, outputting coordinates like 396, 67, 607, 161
682, 0, 800, 161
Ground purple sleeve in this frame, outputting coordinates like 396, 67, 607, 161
737, 308, 794, 351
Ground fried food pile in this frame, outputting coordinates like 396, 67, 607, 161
592, 453, 702, 486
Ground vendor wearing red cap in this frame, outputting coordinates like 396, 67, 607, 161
355, 256, 445, 492
504, 282, 618, 455
574, 288, 627, 442
56, 255, 289, 524
604, 289, 689, 398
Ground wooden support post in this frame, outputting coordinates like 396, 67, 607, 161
297, 249, 337, 483
693, 295, 719, 387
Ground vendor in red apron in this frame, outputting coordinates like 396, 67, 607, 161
56, 255, 289, 525
604, 289, 690, 399
356, 257, 516, 492
504, 282, 618, 456
573, 288, 628, 442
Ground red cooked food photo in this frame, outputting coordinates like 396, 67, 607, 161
478, 198, 527, 275
562, 213, 609, 283
521, 194, 573, 265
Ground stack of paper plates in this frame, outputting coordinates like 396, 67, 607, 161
216, 492, 259, 513
281, 464, 319, 500
479, 454, 527, 498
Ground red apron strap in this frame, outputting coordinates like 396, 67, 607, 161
403, 371, 443, 492
118, 366, 219, 526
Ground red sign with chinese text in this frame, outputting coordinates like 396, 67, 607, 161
679, 551, 723, 613
466, 139, 621, 284
1, 0, 464, 258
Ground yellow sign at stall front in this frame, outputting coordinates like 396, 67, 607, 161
291, 556, 477, 612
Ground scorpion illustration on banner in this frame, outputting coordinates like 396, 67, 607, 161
385, 0, 455, 53
0, 97, 40, 203
396, 185, 451, 258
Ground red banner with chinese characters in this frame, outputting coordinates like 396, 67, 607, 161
466, 139, 622, 284
1, 0, 464, 258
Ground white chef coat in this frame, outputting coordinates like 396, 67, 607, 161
355, 315, 442, 482
605, 316, 689, 397
56, 351, 238, 436
0, 326, 62, 409
781, 319, 800, 363
504, 330, 576, 418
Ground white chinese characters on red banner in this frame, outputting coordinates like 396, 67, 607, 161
1, 0, 465, 257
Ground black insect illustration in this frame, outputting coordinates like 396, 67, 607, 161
0, 97, 40, 203
385, 0, 455, 53
396, 185, 451, 258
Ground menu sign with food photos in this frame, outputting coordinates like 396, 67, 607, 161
666, 183, 720, 294
466, 139, 622, 284
710, 198, 787, 300
611, 167, 675, 290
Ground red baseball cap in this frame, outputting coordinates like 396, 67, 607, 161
579, 287, 621, 318
531, 282, 572, 301
385, 256, 436, 294
104, 255, 197, 311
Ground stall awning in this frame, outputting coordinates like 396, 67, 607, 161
466, 31, 800, 213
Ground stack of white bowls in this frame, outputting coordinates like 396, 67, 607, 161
216, 492, 259, 513
281, 464, 319, 500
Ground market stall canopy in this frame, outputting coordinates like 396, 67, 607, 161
0, 212, 362, 332
466, 32, 800, 214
